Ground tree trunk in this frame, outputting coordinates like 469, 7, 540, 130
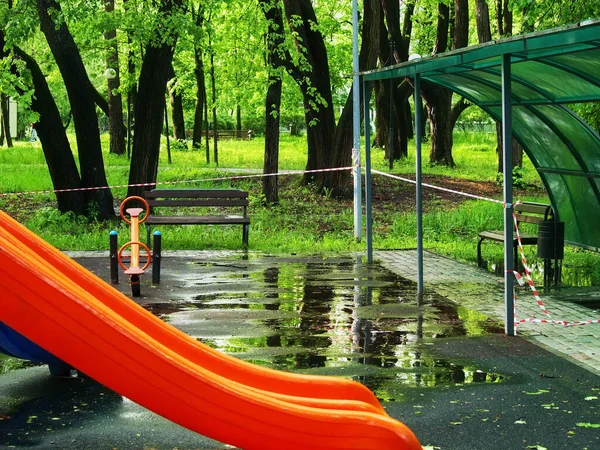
236, 104, 242, 131
283, 0, 336, 191
476, 0, 492, 43
104, 0, 125, 155
127, 0, 182, 198
259, 0, 285, 203
0, 106, 4, 146
192, 47, 207, 150
210, 44, 218, 165
422, 0, 469, 167
423, 83, 455, 166
168, 64, 186, 140
0, 95, 12, 148
192, 5, 206, 152
263, 77, 282, 203
11, 45, 85, 214
453, 0, 469, 49
329, 0, 380, 197
375, 0, 414, 164
123, 0, 138, 158
38, 0, 113, 219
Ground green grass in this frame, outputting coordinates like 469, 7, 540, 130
1, 131, 599, 285
369, 131, 543, 186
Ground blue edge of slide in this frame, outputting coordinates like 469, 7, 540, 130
0, 321, 71, 376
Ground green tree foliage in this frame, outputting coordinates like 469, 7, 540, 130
3, 0, 600, 204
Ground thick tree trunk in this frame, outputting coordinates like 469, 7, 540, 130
104, 0, 125, 155
423, 83, 455, 166
263, 78, 282, 203
12, 45, 85, 214
422, 0, 469, 167
0, 95, 12, 148
453, 0, 469, 49
38, 0, 113, 219
283, 0, 336, 191
259, 0, 285, 203
476, 0, 492, 42
127, 0, 182, 198
374, 0, 414, 164
168, 64, 186, 140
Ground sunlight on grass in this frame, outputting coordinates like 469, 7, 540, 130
1, 130, 599, 285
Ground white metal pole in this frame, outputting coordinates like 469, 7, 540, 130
351, 0, 362, 242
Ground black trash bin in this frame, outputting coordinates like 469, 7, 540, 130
537, 220, 564, 289
537, 220, 565, 260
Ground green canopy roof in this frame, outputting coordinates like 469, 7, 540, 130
361, 20, 600, 250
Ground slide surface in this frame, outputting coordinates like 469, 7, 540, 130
0, 211, 420, 450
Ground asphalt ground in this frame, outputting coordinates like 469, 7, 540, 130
0, 252, 598, 449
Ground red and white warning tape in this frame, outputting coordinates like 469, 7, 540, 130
371, 169, 504, 204
0, 166, 354, 198
509, 201, 600, 327
371, 169, 599, 328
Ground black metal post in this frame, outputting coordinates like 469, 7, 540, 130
110, 230, 118, 284
152, 231, 162, 285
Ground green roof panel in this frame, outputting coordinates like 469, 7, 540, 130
360, 19, 600, 250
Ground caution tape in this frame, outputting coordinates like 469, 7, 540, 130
372, 169, 504, 204
0, 166, 354, 198
371, 170, 599, 329
509, 201, 600, 327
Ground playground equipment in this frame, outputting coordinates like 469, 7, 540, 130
111, 196, 161, 297
0, 322, 71, 376
0, 210, 421, 449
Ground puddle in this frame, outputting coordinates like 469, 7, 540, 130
159, 255, 505, 397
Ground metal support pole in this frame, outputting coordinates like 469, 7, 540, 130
415, 74, 424, 294
363, 80, 373, 263
352, 0, 362, 242
502, 54, 515, 336
110, 230, 118, 284
152, 231, 162, 285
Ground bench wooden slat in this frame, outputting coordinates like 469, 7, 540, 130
145, 189, 248, 199
515, 214, 545, 225
146, 216, 250, 225
148, 199, 249, 208
514, 203, 552, 216
478, 230, 538, 245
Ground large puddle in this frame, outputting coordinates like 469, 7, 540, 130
157, 255, 506, 400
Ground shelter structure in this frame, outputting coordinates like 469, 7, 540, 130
355, 19, 600, 335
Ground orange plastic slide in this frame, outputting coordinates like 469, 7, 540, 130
0, 211, 421, 450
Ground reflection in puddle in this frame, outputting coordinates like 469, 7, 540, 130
160, 256, 505, 398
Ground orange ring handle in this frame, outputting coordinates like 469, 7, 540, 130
117, 241, 152, 272
119, 196, 150, 225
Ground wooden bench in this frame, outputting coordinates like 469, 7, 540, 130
144, 189, 250, 247
477, 202, 554, 268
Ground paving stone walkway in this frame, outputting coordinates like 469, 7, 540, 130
377, 250, 600, 376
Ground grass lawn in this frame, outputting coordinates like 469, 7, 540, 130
1, 131, 599, 285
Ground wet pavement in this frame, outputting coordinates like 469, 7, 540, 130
0, 250, 598, 449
